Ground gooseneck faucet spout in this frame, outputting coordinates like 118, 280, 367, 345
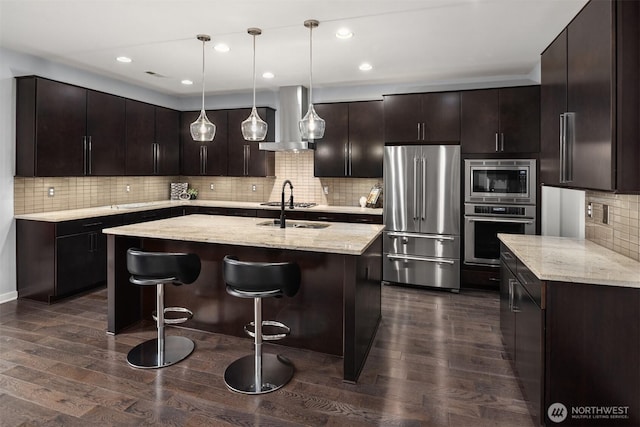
280, 180, 294, 228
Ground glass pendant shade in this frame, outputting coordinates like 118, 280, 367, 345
191, 34, 216, 142
299, 103, 325, 140
242, 28, 268, 141
299, 19, 325, 140
242, 106, 268, 141
190, 110, 216, 141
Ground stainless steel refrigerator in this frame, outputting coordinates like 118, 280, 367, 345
383, 145, 460, 291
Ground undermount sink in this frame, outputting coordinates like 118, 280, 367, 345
257, 220, 330, 229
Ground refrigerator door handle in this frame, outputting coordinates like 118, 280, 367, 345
421, 157, 427, 220
387, 231, 455, 241
413, 157, 419, 220
387, 254, 455, 265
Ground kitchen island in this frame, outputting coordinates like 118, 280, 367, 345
498, 234, 640, 426
103, 214, 384, 382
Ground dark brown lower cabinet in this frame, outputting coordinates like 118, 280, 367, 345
500, 243, 640, 426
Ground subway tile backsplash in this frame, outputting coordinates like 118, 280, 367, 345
585, 191, 640, 261
14, 151, 383, 214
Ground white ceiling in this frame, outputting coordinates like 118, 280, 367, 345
0, 0, 587, 97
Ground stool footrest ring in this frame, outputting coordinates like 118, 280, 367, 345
244, 320, 290, 341
152, 307, 193, 325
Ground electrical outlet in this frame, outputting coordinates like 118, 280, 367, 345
126, 185, 131, 193
48, 187, 55, 197
251, 184, 257, 192
210, 183, 215, 191
587, 202, 593, 218
323, 186, 329, 195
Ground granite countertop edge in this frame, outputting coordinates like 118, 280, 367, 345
498, 234, 640, 289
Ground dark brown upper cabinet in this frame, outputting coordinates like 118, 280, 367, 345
125, 100, 180, 176
180, 110, 228, 176
540, 0, 640, 192
460, 86, 540, 154
383, 92, 460, 143
226, 108, 275, 177
314, 100, 384, 178
16, 76, 125, 177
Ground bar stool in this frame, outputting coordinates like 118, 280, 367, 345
126, 248, 201, 369
222, 255, 301, 394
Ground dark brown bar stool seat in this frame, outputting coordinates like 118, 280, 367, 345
126, 248, 201, 369
222, 255, 301, 394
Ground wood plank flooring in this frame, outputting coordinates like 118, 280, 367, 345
0, 285, 535, 426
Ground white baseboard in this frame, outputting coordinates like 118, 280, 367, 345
0, 291, 18, 304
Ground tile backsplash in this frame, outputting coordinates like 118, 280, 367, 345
585, 191, 640, 261
14, 151, 383, 214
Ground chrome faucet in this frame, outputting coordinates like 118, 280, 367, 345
280, 180, 294, 228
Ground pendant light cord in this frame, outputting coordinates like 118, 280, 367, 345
308, 24, 313, 103
201, 38, 206, 112
252, 34, 257, 108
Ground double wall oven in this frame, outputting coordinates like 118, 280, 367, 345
464, 159, 536, 266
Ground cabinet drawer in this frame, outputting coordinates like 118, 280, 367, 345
56, 215, 122, 236
516, 261, 542, 308
384, 231, 459, 258
500, 243, 518, 274
121, 208, 175, 224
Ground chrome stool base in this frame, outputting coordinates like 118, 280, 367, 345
127, 335, 195, 369
224, 353, 294, 394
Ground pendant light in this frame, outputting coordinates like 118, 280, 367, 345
241, 28, 268, 141
299, 19, 325, 140
190, 34, 216, 142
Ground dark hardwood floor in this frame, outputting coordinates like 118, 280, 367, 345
0, 284, 534, 426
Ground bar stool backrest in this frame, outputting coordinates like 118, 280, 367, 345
223, 255, 301, 297
127, 248, 201, 285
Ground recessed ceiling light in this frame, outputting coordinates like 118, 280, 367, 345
262, 72, 275, 79
214, 43, 230, 53
336, 28, 353, 39
116, 56, 132, 63
181, 79, 193, 85
359, 63, 373, 71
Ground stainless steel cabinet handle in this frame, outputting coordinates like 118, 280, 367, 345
387, 254, 455, 265
344, 143, 349, 175
500, 133, 505, 152
565, 112, 574, 183
200, 145, 207, 174
559, 113, 566, 183
422, 122, 426, 141
417, 123, 421, 141
82, 222, 103, 228
348, 142, 352, 176
88, 136, 92, 175
501, 251, 515, 260
83, 136, 88, 175
508, 278, 515, 311
495, 133, 499, 152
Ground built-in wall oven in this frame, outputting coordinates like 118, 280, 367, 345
464, 159, 536, 266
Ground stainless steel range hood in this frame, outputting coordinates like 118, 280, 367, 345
259, 86, 315, 151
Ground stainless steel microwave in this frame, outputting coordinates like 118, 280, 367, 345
464, 159, 536, 204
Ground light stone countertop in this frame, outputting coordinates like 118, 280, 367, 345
14, 200, 383, 222
103, 214, 385, 255
498, 234, 640, 289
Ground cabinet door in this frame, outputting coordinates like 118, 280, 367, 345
514, 282, 543, 426
314, 103, 349, 177
499, 262, 516, 359
567, 0, 613, 190
422, 92, 460, 143
35, 79, 87, 176
125, 99, 155, 175
155, 107, 180, 175
499, 86, 540, 153
540, 30, 567, 186
349, 101, 384, 178
56, 232, 105, 297
383, 94, 423, 142
227, 108, 274, 177
460, 89, 500, 153
181, 110, 228, 176
86, 90, 126, 175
